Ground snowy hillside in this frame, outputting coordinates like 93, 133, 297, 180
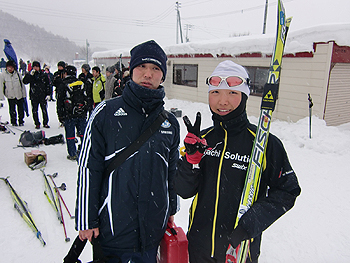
0, 97, 350, 262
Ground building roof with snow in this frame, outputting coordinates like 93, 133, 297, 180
92, 23, 350, 59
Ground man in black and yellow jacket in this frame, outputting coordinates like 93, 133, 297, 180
175, 60, 301, 263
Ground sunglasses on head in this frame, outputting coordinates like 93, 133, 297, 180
206, 76, 249, 87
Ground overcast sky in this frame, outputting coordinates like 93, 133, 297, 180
1, 0, 350, 51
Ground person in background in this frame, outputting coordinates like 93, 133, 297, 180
91, 66, 105, 107
0, 58, 6, 72
19, 58, 27, 76
44, 65, 55, 101
76, 40, 179, 263
78, 64, 93, 89
53, 61, 66, 99
120, 67, 131, 92
105, 66, 116, 100
27, 60, 32, 72
56, 65, 93, 161
23, 61, 51, 129
175, 60, 301, 263
112, 62, 124, 97
0, 60, 26, 126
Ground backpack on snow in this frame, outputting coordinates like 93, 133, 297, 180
64, 80, 89, 116
19, 130, 45, 147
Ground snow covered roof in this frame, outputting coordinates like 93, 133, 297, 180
92, 23, 350, 59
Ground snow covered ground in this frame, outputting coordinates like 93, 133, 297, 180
1, 95, 350, 262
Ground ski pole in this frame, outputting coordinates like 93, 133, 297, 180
41, 169, 62, 223
308, 93, 313, 139
47, 174, 74, 219
56, 190, 70, 242
42, 170, 71, 242
0, 177, 46, 246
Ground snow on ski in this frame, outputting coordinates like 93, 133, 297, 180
225, 0, 292, 262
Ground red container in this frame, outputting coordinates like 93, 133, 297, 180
158, 222, 189, 263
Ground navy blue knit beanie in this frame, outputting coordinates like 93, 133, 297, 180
129, 40, 167, 80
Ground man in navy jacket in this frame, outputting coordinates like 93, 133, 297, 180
75, 40, 180, 263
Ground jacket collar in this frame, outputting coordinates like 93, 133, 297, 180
123, 80, 165, 115
212, 111, 249, 136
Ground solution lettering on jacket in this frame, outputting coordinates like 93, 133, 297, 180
204, 148, 250, 171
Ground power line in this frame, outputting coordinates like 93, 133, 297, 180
183, 0, 293, 20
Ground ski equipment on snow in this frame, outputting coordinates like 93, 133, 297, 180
0, 121, 16, 135
225, 1, 292, 262
19, 130, 45, 147
40, 169, 71, 242
0, 177, 46, 246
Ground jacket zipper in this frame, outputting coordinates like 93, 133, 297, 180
211, 122, 228, 257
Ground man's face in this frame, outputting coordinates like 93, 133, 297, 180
58, 66, 64, 71
92, 70, 99, 78
81, 68, 87, 74
132, 63, 163, 90
33, 65, 40, 72
6, 66, 14, 74
209, 89, 242, 116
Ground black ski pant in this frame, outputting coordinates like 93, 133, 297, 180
8, 98, 25, 125
31, 98, 49, 126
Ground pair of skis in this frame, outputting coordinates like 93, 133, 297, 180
1, 171, 75, 245
0, 177, 46, 246
226, 0, 291, 262
40, 169, 74, 243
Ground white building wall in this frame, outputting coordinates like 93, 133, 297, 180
164, 43, 333, 123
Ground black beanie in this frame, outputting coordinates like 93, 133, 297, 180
64, 65, 77, 76
32, 61, 40, 68
6, 60, 17, 69
57, 61, 66, 68
129, 40, 167, 80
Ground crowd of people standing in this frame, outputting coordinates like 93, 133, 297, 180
0, 58, 129, 160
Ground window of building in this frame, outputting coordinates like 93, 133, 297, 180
173, 64, 198, 87
245, 66, 269, 97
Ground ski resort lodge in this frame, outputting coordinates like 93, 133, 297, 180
92, 24, 350, 126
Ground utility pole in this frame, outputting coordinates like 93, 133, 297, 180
262, 0, 268, 34
86, 39, 90, 63
185, 24, 193, 42
176, 2, 183, 44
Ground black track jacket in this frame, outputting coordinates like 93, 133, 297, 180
75, 80, 180, 253
175, 112, 301, 261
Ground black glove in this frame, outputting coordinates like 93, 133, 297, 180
227, 225, 249, 249
183, 112, 208, 164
